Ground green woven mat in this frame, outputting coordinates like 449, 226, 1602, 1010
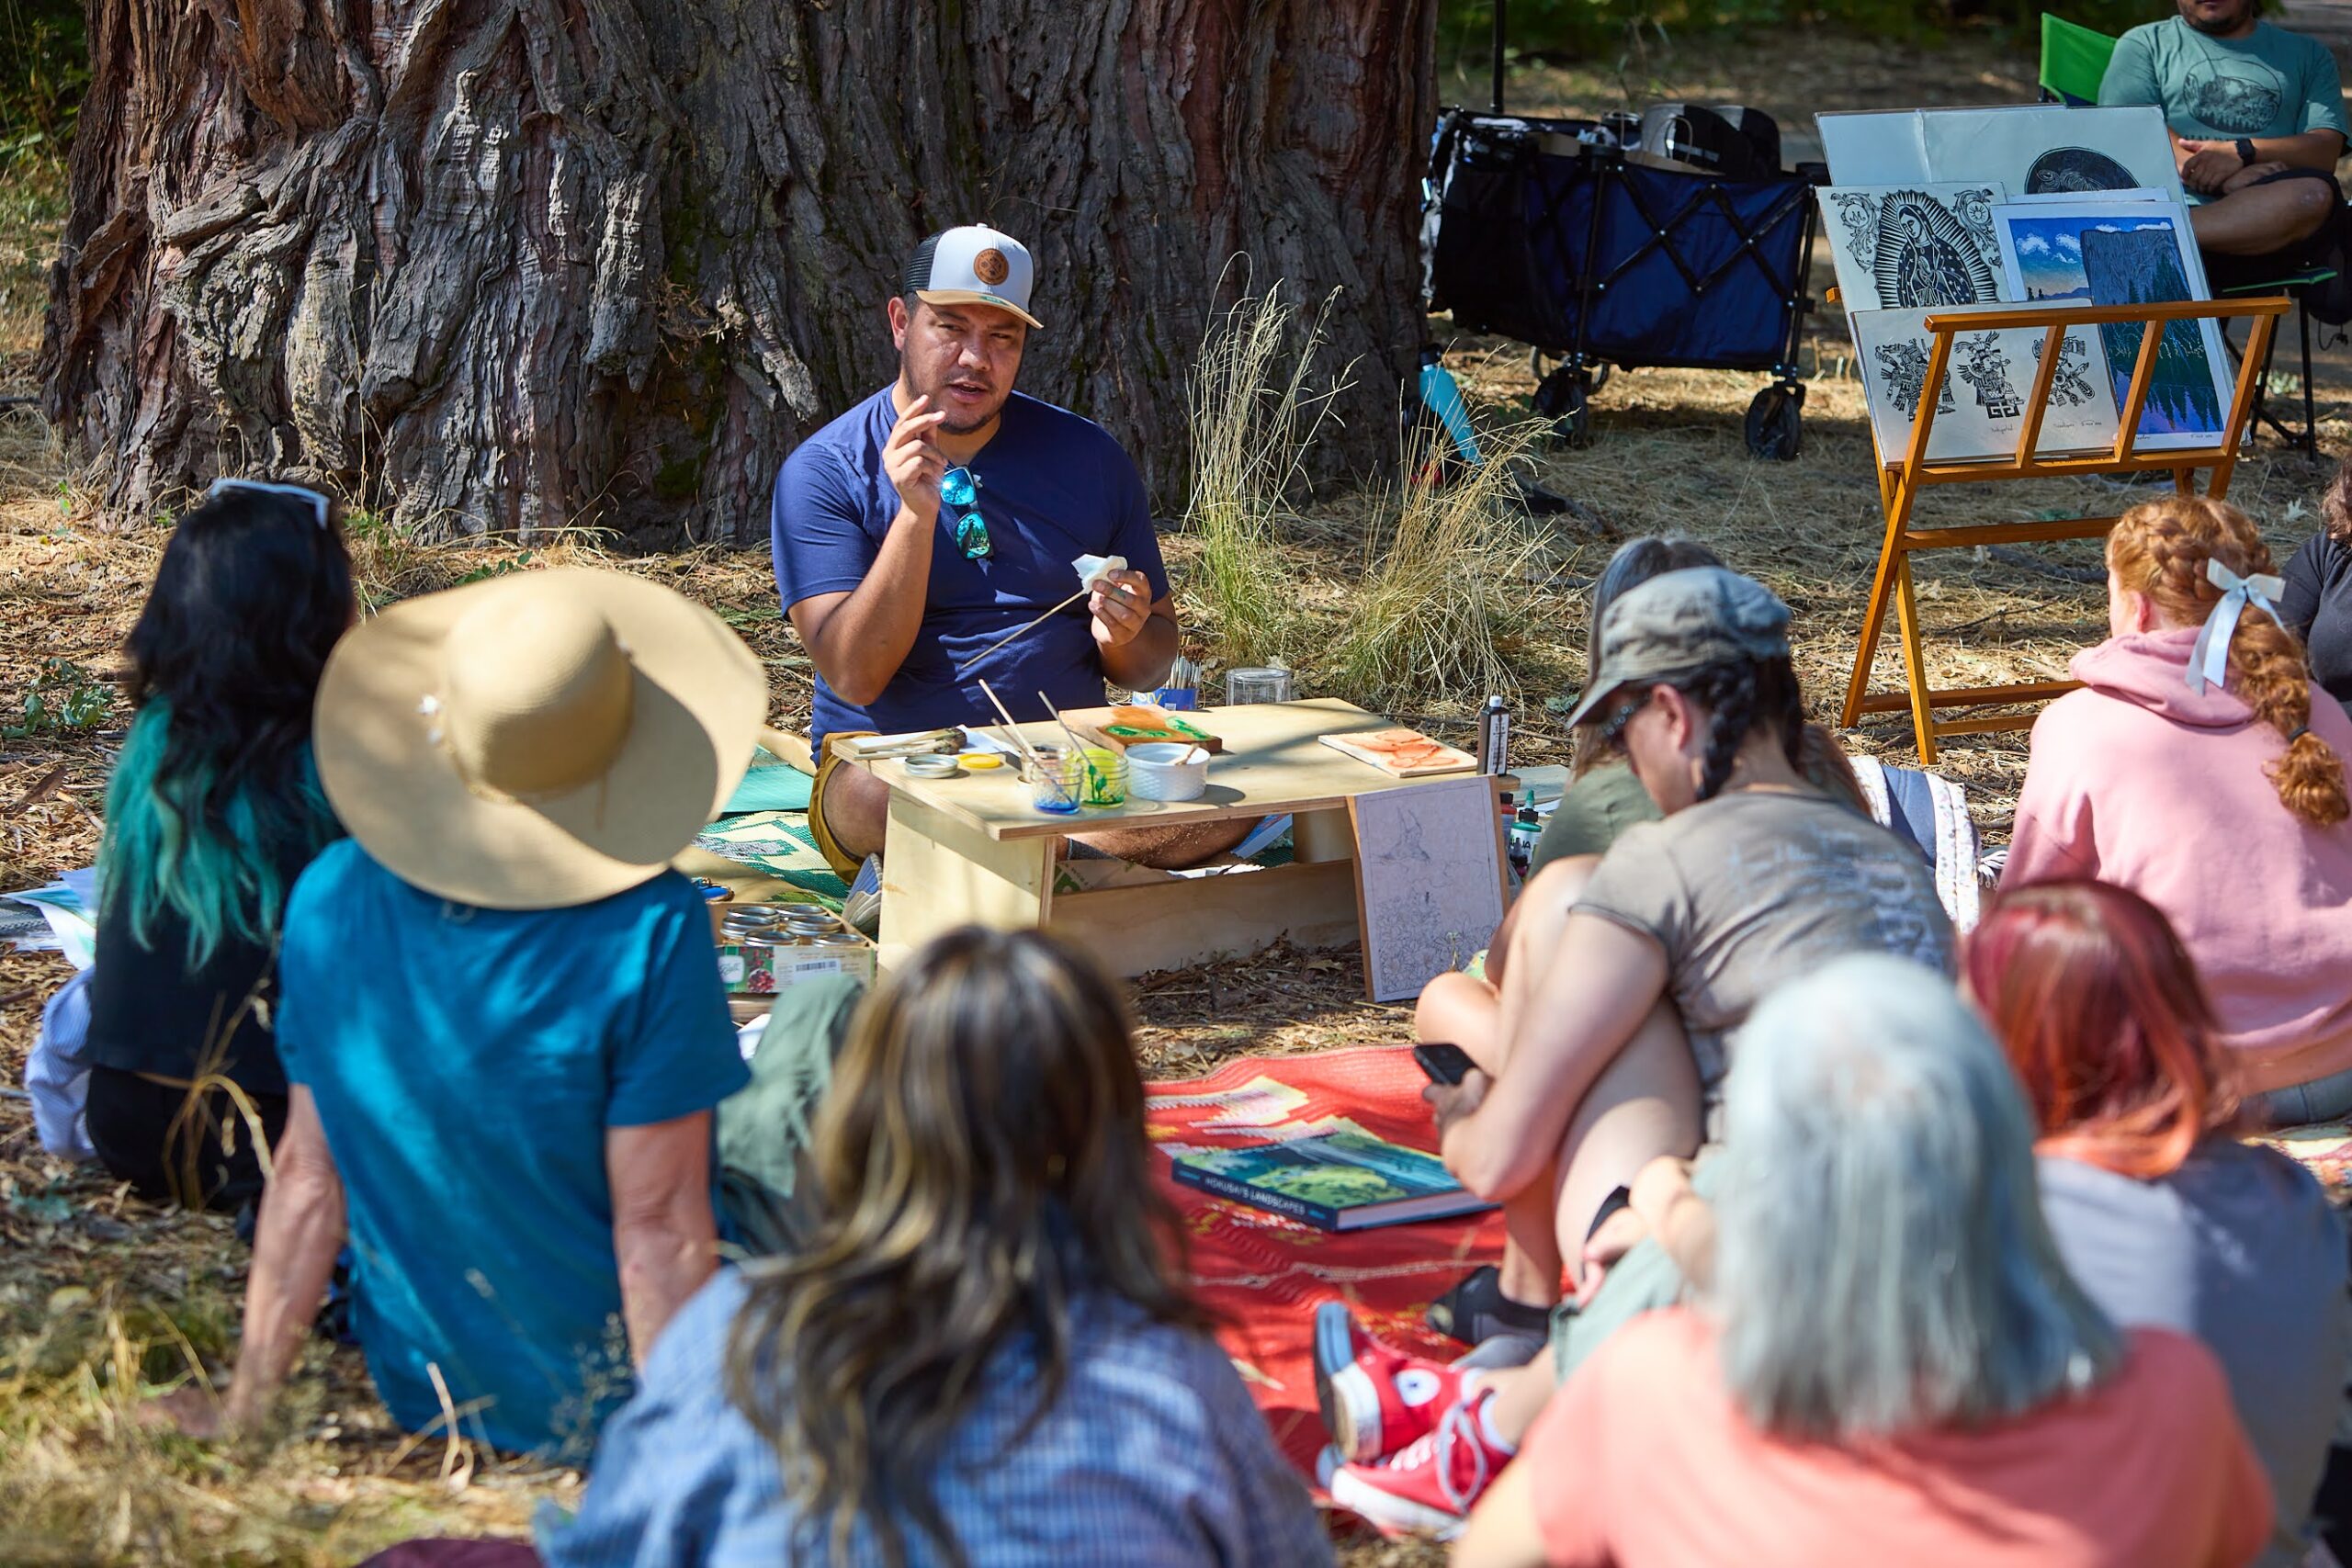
695, 808, 850, 907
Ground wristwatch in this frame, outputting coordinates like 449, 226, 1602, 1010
2236, 137, 2259, 166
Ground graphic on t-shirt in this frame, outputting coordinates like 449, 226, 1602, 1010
2025, 147, 2138, 194
2182, 55, 2285, 135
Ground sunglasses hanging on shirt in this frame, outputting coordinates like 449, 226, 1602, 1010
940, 467, 991, 560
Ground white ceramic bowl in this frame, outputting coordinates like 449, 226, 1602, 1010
1125, 741, 1210, 802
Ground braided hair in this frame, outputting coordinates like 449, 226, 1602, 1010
2109, 495, 2347, 827
1665, 653, 1806, 803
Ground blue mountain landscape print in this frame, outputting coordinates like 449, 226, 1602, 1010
2002, 211, 2223, 440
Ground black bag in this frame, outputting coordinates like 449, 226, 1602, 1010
1637, 104, 1765, 181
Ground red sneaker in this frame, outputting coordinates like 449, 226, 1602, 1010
1318, 1386, 1515, 1539
1313, 1300, 1474, 1462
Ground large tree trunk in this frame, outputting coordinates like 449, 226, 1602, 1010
38, 0, 1438, 542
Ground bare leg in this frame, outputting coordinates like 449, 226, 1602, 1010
1448, 860, 1599, 1316
818, 761, 891, 861
1417, 973, 1501, 1067
1479, 1359, 1558, 1447
1493, 856, 1600, 1051
1548, 999, 1702, 1286
1497, 1159, 1566, 1309
2190, 178, 2336, 256
1069, 817, 1253, 868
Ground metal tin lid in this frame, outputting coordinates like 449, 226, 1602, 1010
904, 753, 962, 778
741, 932, 803, 949
806, 931, 864, 947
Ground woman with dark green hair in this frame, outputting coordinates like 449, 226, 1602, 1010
82, 479, 350, 1208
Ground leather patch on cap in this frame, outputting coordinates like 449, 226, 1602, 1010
973, 247, 1011, 286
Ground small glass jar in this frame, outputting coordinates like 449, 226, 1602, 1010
1025, 745, 1084, 813
1080, 746, 1129, 807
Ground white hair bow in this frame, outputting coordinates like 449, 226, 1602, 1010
2186, 558, 2286, 694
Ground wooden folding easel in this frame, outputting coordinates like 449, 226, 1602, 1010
1841, 295, 2290, 761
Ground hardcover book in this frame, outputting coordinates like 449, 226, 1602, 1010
1166, 1119, 1491, 1231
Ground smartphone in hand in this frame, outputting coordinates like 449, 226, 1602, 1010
1413, 1042, 1476, 1086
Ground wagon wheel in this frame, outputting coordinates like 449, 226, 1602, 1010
1745, 383, 1804, 461
1530, 347, 1609, 398
1533, 364, 1594, 447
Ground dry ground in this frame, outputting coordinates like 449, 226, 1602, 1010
0, 27, 2346, 1563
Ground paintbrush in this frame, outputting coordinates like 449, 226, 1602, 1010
978, 680, 1077, 808
1036, 689, 1096, 772
974, 680, 1043, 766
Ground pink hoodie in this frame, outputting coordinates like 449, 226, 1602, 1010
2006, 625, 2352, 1094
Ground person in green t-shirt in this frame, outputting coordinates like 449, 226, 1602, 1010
2098, 0, 2348, 256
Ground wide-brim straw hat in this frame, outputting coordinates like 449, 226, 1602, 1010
314, 566, 767, 910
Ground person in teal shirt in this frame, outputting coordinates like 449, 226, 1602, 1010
2099, 0, 2348, 257
159, 565, 772, 1461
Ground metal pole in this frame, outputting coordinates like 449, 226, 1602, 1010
1491, 0, 1507, 114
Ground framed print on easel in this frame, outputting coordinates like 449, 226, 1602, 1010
1854, 300, 2119, 464
1991, 198, 2233, 451
1819, 184, 2007, 310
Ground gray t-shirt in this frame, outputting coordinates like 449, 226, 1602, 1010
1575, 789, 1955, 1091
2040, 1144, 2349, 1568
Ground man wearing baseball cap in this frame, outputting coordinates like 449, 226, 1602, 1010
772, 224, 1238, 871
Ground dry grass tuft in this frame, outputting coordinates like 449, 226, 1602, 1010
1328, 419, 1556, 714
1179, 278, 1354, 674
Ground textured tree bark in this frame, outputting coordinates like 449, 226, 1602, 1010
39, 0, 1438, 542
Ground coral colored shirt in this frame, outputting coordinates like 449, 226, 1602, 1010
2004, 626, 2352, 1094
1521, 1311, 2270, 1568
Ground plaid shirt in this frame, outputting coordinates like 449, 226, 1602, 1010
538, 1269, 1332, 1567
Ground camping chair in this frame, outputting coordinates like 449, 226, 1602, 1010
2041, 13, 2333, 452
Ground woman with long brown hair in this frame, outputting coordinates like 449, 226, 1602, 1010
1966, 880, 2346, 1568
2006, 494, 2352, 1122
540, 925, 1329, 1568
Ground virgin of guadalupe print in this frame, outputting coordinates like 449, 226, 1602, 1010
1821, 184, 2007, 310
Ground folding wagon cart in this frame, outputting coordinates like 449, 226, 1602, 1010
1422, 4, 1829, 458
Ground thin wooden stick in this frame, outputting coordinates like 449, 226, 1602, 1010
975, 681, 1044, 766
952, 586, 1091, 677
1036, 689, 1096, 769
977, 680, 1076, 808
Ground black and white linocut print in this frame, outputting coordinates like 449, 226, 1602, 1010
1823, 184, 2005, 310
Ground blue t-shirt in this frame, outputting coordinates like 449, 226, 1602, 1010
771, 388, 1170, 750
276, 843, 751, 1460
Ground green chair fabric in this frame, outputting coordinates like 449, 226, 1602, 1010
2041, 14, 2120, 105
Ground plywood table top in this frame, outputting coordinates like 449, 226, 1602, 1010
844, 698, 1472, 842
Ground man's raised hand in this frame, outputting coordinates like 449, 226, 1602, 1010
884, 395, 950, 521
1088, 568, 1153, 649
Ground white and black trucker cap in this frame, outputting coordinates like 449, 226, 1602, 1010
902, 225, 1042, 330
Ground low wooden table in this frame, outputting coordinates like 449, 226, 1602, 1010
840, 698, 1475, 977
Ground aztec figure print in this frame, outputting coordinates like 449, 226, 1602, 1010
1953, 334, 2024, 420
1872, 339, 1958, 422
1821, 185, 2005, 310
2033, 330, 2101, 410
1853, 303, 2120, 464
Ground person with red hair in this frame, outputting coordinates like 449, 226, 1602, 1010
1966, 880, 2348, 1568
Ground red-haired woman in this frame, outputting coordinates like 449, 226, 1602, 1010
1967, 880, 2347, 1568
2005, 494, 2352, 1124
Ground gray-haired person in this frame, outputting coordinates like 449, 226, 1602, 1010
1442, 953, 2271, 1567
